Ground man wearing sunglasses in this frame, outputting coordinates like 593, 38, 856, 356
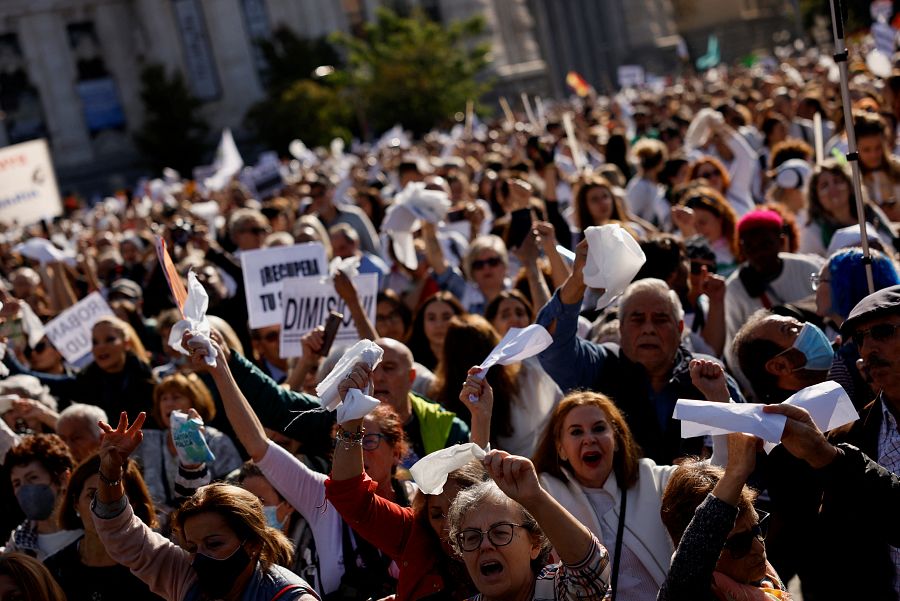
822, 284, 900, 599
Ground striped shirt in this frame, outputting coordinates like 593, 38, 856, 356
876, 396, 900, 597
466, 534, 611, 601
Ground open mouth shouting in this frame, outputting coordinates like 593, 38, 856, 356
581, 450, 603, 467
479, 559, 505, 579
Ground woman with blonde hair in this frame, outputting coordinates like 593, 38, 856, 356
672, 186, 740, 276
625, 138, 670, 229
91, 412, 317, 600
134, 373, 242, 516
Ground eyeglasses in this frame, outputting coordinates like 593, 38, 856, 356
242, 226, 269, 236
723, 511, 768, 559
471, 256, 503, 271
809, 272, 830, 291
696, 169, 721, 179
24, 341, 49, 358
690, 260, 717, 275
333, 433, 386, 451
456, 522, 523, 552
852, 322, 900, 348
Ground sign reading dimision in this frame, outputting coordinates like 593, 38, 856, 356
0, 138, 62, 226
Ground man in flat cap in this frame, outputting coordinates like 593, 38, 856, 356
817, 284, 900, 599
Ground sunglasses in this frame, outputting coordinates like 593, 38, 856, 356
456, 522, 523, 552
723, 511, 769, 559
472, 256, 503, 271
690, 260, 717, 275
852, 322, 900, 348
24, 341, 49, 358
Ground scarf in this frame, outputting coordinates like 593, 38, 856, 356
711, 561, 793, 601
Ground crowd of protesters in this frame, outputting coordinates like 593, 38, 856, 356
2, 43, 900, 601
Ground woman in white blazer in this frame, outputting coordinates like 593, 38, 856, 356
532, 391, 677, 601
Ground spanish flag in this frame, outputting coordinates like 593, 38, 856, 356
566, 71, 591, 97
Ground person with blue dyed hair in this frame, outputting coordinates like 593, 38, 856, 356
815, 247, 900, 408
815, 247, 900, 325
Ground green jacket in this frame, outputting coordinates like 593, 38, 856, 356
409, 392, 470, 455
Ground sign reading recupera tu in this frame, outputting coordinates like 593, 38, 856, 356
0, 139, 63, 226
240, 242, 329, 328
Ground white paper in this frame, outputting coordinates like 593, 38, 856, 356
168, 271, 217, 367
674, 381, 858, 453
315, 339, 384, 411
582, 225, 646, 309
468, 324, 552, 396
410, 443, 488, 494
336, 388, 382, 423
13, 238, 76, 265
391, 182, 451, 225
43, 292, 113, 364
329, 256, 360, 279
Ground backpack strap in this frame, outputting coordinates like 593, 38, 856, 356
271, 584, 312, 601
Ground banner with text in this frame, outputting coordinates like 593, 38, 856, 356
43, 292, 114, 365
0, 138, 62, 226
280, 273, 378, 358
241, 242, 328, 328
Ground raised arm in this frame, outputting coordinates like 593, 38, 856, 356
459, 367, 494, 448
334, 271, 377, 341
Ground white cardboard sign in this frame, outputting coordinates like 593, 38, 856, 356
240, 243, 328, 328
43, 292, 114, 364
279, 273, 378, 357
0, 139, 62, 226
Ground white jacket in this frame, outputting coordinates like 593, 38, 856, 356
540, 459, 677, 589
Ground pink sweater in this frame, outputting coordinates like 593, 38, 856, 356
92, 501, 197, 600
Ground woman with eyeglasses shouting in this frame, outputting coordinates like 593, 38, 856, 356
183, 332, 412, 600
446, 449, 611, 601
658, 433, 791, 601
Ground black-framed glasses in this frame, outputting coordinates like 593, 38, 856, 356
723, 511, 769, 559
361, 433, 386, 451
456, 522, 523, 552
472, 256, 502, 271
852, 323, 900, 348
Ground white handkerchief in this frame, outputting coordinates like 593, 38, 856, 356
410, 443, 488, 495
336, 388, 382, 423
13, 238, 76, 265
316, 339, 384, 411
674, 381, 858, 454
392, 182, 451, 224
473, 324, 552, 377
762, 381, 858, 453
329, 256, 361, 279
168, 271, 218, 367
582, 225, 646, 309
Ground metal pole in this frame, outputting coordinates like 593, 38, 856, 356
829, 0, 876, 293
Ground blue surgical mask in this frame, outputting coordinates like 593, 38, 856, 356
16, 484, 57, 521
787, 322, 834, 371
263, 504, 286, 530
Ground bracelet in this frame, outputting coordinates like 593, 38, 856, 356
335, 426, 365, 450
98, 467, 124, 487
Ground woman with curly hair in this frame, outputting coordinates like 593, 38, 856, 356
672, 186, 739, 276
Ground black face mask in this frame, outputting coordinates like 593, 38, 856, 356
191, 544, 252, 599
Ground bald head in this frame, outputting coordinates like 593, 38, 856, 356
373, 338, 416, 417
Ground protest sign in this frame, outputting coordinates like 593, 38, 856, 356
617, 65, 645, 88
280, 273, 378, 357
0, 139, 62, 226
43, 292, 114, 364
241, 243, 329, 328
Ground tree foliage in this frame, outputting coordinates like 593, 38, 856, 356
133, 64, 209, 175
256, 27, 343, 94
333, 8, 491, 136
245, 79, 353, 153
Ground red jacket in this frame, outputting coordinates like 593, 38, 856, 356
325, 473, 445, 601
